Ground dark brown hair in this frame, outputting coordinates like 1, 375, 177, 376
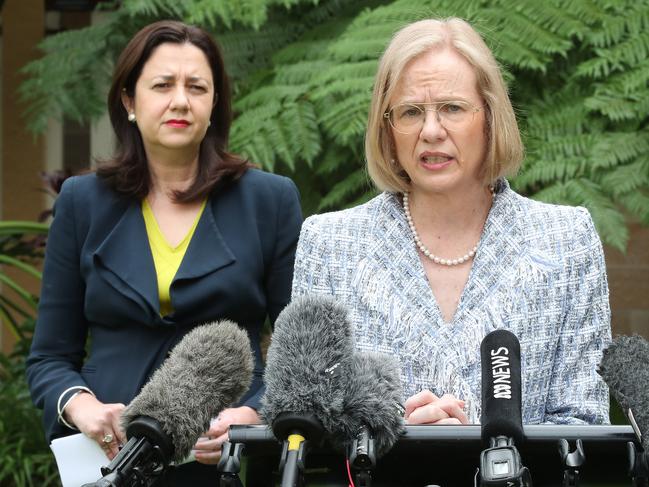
98, 20, 248, 201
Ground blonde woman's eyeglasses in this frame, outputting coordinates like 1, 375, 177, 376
383, 101, 483, 134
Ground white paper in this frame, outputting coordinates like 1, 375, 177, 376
50, 433, 109, 487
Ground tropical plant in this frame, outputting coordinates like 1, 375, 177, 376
0, 320, 59, 487
0, 222, 48, 341
19, 0, 649, 251
0, 221, 55, 486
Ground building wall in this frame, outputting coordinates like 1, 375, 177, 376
606, 222, 649, 339
0, 0, 45, 352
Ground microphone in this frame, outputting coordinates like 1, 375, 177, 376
598, 334, 649, 482
336, 352, 405, 486
262, 294, 355, 487
84, 320, 253, 487
479, 329, 531, 486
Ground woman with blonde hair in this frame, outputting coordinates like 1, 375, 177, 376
292, 18, 610, 425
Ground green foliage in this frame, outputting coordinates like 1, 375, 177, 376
0, 221, 54, 486
0, 222, 48, 341
0, 324, 59, 487
19, 0, 649, 248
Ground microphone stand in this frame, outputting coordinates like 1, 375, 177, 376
273, 412, 323, 487
478, 436, 532, 487
558, 439, 585, 487
627, 442, 649, 487
218, 441, 245, 487
82, 417, 173, 487
347, 427, 376, 487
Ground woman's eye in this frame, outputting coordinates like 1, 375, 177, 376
189, 85, 207, 92
442, 103, 465, 113
153, 82, 170, 89
401, 106, 422, 118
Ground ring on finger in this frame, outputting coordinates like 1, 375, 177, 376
102, 433, 114, 444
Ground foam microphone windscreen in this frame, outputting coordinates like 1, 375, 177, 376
481, 329, 524, 445
121, 320, 253, 463
332, 352, 405, 457
261, 294, 355, 436
598, 334, 649, 450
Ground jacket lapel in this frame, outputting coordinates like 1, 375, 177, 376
173, 198, 235, 282
93, 200, 160, 315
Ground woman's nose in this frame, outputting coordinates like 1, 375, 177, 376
170, 86, 190, 110
419, 108, 447, 141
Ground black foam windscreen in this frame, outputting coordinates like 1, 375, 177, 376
480, 329, 524, 445
261, 294, 355, 438
332, 352, 405, 457
598, 334, 649, 450
121, 320, 253, 463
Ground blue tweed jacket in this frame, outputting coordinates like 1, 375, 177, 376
292, 181, 611, 424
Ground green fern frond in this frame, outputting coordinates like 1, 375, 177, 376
591, 132, 649, 169
513, 157, 587, 189
235, 84, 308, 111
280, 100, 322, 165
600, 159, 649, 197
275, 61, 332, 85
219, 24, 298, 79
121, 0, 185, 17
273, 40, 335, 64
319, 92, 371, 145
524, 92, 590, 138
311, 77, 375, 101
186, 0, 272, 29
618, 191, 649, 224
584, 92, 649, 121
584, 2, 647, 47
318, 168, 370, 210
492, 8, 573, 56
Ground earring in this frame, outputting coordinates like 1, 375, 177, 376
208, 121, 211, 127
128, 112, 136, 122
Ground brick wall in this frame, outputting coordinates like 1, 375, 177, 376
605, 221, 649, 339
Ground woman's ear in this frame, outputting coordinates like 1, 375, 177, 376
121, 89, 134, 116
213, 92, 219, 108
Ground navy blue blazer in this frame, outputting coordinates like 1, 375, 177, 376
26, 169, 302, 443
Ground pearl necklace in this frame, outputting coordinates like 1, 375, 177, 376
402, 190, 493, 266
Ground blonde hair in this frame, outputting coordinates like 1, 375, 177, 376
365, 18, 524, 193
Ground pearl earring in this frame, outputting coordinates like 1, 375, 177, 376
128, 112, 136, 122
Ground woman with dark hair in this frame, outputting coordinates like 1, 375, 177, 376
26, 20, 301, 483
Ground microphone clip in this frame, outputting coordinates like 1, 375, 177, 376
627, 441, 649, 487
218, 441, 245, 487
478, 436, 532, 487
347, 427, 377, 487
558, 439, 585, 487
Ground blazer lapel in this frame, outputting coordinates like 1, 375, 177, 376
173, 198, 235, 282
93, 200, 159, 315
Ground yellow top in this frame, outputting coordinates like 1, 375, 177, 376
142, 198, 207, 316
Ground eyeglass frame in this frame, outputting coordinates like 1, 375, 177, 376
383, 100, 484, 134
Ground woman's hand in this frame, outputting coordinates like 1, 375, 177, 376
64, 392, 126, 459
404, 390, 469, 425
193, 406, 261, 465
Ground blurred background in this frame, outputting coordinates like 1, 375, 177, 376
0, 0, 646, 484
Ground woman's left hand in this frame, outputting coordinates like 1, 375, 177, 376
193, 406, 261, 465
404, 390, 470, 425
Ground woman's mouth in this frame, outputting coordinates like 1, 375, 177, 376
165, 120, 190, 128
420, 154, 454, 170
